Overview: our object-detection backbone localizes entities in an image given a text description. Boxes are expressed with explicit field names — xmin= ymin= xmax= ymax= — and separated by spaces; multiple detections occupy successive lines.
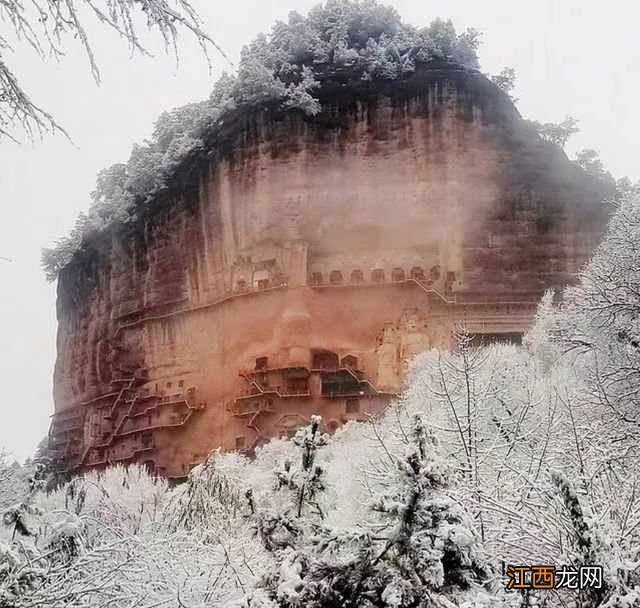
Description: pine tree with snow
xmin=550 ymin=468 xmax=640 ymax=608
xmin=310 ymin=413 xmax=513 ymax=608
xmin=365 ymin=415 xmax=492 ymax=602
xmin=239 ymin=416 xmax=330 ymax=607
xmin=241 ymin=414 xmax=516 ymax=608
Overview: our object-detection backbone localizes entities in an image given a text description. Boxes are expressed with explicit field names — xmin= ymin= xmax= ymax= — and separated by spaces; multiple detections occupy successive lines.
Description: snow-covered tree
xmin=522 ymin=289 xmax=560 ymax=372
xmin=284 ymin=66 xmax=322 ymax=115
xmin=0 ymin=451 xmax=26 ymax=516
xmin=528 ymin=115 xmax=580 ymax=148
xmin=549 ymin=192 xmax=640 ymax=423
xmin=341 ymin=414 xmax=510 ymax=608
xmin=574 ymin=149 xmax=615 ymax=184
xmin=168 ymin=449 xmax=248 ymax=536
xmin=1 ymin=0 xmax=225 ymax=141
xmin=152 ymin=101 xmax=211 ymax=151
xmin=238 ymin=417 xmax=330 ymax=606
xmin=3 ymin=461 xmax=47 ymax=540
xmin=614 ymin=176 xmax=640 ymax=201
xmin=239 ymin=415 xmax=516 ymax=608
xmin=491 ymin=67 xmax=517 ymax=101
xmin=425 ymin=18 xmax=481 ymax=69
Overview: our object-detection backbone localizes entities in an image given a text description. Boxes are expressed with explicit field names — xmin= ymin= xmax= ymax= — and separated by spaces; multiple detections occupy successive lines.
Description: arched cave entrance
xmin=410 ymin=266 xmax=425 ymax=281
xmin=392 ymin=267 xmax=405 ymax=282
xmin=350 ymin=269 xmax=364 ymax=284
xmin=371 ymin=268 xmax=385 ymax=283
xmin=312 ymin=349 xmax=339 ymax=370
xmin=329 ymin=270 xmax=343 ymax=285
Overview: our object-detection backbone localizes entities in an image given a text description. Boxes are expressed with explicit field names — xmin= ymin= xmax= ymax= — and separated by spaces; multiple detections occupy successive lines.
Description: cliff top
xmin=41 ymin=0 xmax=488 ymax=280
xmin=41 ymin=0 xmax=600 ymax=282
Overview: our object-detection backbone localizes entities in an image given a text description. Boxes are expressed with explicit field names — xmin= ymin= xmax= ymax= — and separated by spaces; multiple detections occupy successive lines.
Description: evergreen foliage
xmin=491 ymin=67 xmax=517 ymax=101
xmin=527 ymin=115 xmax=580 ymax=148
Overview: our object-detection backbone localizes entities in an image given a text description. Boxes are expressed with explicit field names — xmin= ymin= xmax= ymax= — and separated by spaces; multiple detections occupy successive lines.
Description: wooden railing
xmin=308 ymin=276 xmax=540 ymax=306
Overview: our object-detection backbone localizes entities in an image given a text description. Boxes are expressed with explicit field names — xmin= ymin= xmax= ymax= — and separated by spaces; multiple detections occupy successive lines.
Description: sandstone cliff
xmin=50 ymin=63 xmax=612 ymax=478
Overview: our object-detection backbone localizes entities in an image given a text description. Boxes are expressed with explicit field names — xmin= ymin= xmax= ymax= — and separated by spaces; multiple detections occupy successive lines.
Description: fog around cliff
xmin=3 ymin=191 xmax=640 ymax=606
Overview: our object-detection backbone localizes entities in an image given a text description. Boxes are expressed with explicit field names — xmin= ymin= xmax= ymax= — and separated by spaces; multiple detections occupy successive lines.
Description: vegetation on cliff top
xmin=41 ymin=0 xmax=482 ymax=280
xmin=40 ymin=0 xmax=629 ymax=282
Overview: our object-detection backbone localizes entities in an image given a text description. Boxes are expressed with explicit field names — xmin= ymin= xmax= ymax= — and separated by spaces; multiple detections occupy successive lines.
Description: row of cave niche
xmin=308 ymin=265 xmax=455 ymax=287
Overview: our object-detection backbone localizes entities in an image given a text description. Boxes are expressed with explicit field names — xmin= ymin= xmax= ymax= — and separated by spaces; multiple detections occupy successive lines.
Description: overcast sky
xmin=0 ymin=0 xmax=638 ymax=461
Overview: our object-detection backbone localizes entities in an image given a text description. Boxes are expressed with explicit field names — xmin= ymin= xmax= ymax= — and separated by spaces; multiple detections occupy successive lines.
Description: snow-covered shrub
xmin=0 ymin=463 xmax=263 ymax=607
xmin=0 ymin=539 xmax=46 ymax=606
xmin=0 ymin=452 xmax=26 ymax=517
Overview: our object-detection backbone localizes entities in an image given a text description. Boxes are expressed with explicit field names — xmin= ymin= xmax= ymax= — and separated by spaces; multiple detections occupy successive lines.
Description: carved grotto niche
xmin=399 ymin=308 xmax=431 ymax=362
xmin=375 ymin=323 xmax=399 ymax=391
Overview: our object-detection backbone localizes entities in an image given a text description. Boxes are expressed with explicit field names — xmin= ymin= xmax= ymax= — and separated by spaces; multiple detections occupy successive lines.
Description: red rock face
xmin=50 ymin=67 xmax=611 ymax=479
